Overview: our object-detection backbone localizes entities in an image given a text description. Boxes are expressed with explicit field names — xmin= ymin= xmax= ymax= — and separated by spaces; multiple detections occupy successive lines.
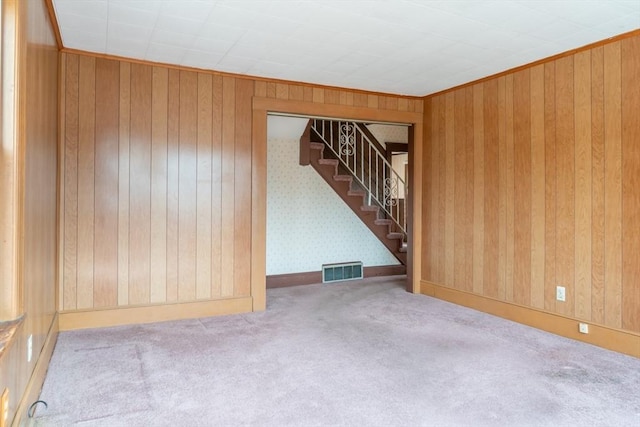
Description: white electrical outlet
xmin=556 ymin=286 xmax=566 ymax=302
xmin=579 ymin=323 xmax=589 ymax=334
xmin=27 ymin=334 xmax=33 ymax=362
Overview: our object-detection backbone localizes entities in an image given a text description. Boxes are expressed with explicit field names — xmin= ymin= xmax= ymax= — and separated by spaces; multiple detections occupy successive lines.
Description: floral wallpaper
xmin=267 ymin=138 xmax=400 ymax=275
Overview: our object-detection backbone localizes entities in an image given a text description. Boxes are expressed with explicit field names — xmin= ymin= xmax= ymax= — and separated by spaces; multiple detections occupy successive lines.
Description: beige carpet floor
xmin=34 ymin=276 xmax=640 ymax=426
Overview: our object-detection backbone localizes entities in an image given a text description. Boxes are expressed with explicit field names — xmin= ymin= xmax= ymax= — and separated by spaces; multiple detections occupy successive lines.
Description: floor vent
xmin=322 ymin=261 xmax=363 ymax=283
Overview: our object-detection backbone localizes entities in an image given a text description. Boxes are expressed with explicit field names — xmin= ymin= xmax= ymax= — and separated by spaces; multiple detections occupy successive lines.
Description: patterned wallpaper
xmin=366 ymin=124 xmax=409 ymax=145
xmin=267 ymin=138 xmax=400 ymax=275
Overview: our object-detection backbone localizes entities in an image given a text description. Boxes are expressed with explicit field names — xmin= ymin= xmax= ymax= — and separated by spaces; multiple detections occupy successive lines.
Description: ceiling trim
xmin=58 ymin=46 xmax=424 ymax=101
xmin=425 ymin=28 xmax=640 ymax=99
xmin=43 ymin=0 xmax=62 ymax=50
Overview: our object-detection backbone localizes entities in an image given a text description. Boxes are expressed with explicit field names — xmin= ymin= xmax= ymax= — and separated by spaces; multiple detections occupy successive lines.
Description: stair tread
xmin=375 ymin=219 xmax=392 ymax=225
xmin=361 ymin=205 xmax=379 ymax=212
xmin=387 ymin=232 xmax=404 ymax=239
xmin=318 ymin=159 xmax=339 ymax=165
xmin=310 ymin=142 xmax=325 ymax=150
xmin=333 ymin=175 xmax=352 ymax=182
xmin=399 ymin=245 xmax=408 ymax=253
xmin=348 ymin=190 xmax=366 ymax=197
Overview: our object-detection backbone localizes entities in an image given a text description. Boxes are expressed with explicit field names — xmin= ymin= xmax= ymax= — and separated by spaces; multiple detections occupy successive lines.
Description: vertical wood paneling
xmin=472 ymin=84 xmax=484 ymax=295
xmin=463 ymin=87 xmax=474 ymax=293
xmin=93 ymin=58 xmax=119 ymax=308
xmin=513 ymin=69 xmax=531 ymax=306
xmin=63 ymin=54 xmax=79 ymax=310
xmin=544 ymin=62 xmax=557 ymax=312
xmin=166 ymin=69 xmax=180 ymax=302
xmin=504 ymin=74 xmax=514 ymax=302
xmin=196 ymin=73 xmax=213 ymax=300
xmin=591 ymin=47 xmax=605 ymax=324
xmin=129 ymin=63 xmax=152 ymax=305
xmin=530 ymin=65 xmax=545 ymax=309
xmin=497 ymin=76 xmax=507 ymax=300
xmin=483 ymin=80 xmax=499 ymax=299
xmin=221 ymin=76 xmax=236 ymax=297
xmin=150 ymin=67 xmax=168 ymax=303
xmin=444 ymin=92 xmax=455 ymax=286
xmin=178 ymin=71 xmax=198 ymax=301
xmin=555 ymin=56 xmax=575 ymax=317
xmin=435 ymin=96 xmax=447 ymax=284
xmin=76 ymin=55 xmax=95 ymax=309
xmin=574 ymin=51 xmax=592 ymax=320
xmin=454 ymin=90 xmax=467 ymax=290
xmin=117 ymin=61 xmax=131 ymax=306
xmin=234 ymin=79 xmax=254 ymax=297
xmin=603 ymin=42 xmax=622 ymax=328
xmin=211 ymin=75 xmax=223 ymax=298
xmin=422 ymin=33 xmax=640 ymax=335
xmin=620 ymin=36 xmax=640 ymax=332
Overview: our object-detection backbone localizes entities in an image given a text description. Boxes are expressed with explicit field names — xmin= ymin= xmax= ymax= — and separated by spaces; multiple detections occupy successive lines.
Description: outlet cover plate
xmin=556 ymin=286 xmax=566 ymax=302
xmin=579 ymin=323 xmax=589 ymax=334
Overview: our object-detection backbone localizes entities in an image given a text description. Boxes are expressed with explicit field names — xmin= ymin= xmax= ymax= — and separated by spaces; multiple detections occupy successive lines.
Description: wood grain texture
xmin=620 ymin=36 xmax=640 ymax=332
xmin=530 ymin=65 xmax=545 ymax=310
xmin=555 ymin=55 xmax=575 ymax=318
xmin=117 ymin=61 xmax=131 ymax=306
xmin=483 ymin=80 xmax=499 ymax=299
xmin=196 ymin=73 xmax=213 ymax=301
xmin=178 ymin=71 xmax=198 ymax=301
xmin=422 ymin=34 xmax=640 ymax=334
xmin=591 ymin=47 xmax=605 ymax=325
xmin=1 ymin=0 xmax=59 ymax=423
xmin=574 ymin=51 xmax=592 ymax=320
xmin=93 ymin=58 xmax=119 ymax=308
xmin=221 ymin=76 xmax=236 ymax=297
xmin=129 ymin=63 xmax=152 ymax=305
xmin=166 ymin=69 xmax=180 ymax=302
xmin=150 ymin=67 xmax=168 ymax=303
xmin=472 ymin=84 xmax=484 ymax=295
xmin=63 ymin=53 xmax=79 ymax=310
xmin=76 ymin=55 xmax=95 ymax=310
xmin=603 ymin=42 xmax=622 ymax=328
xmin=513 ymin=69 xmax=531 ymax=307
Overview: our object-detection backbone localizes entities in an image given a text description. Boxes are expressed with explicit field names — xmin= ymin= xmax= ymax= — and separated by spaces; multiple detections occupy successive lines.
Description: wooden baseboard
xmin=12 ymin=313 xmax=58 ymax=426
xmin=267 ymin=265 xmax=406 ymax=288
xmin=59 ymin=297 xmax=253 ymax=331
xmin=420 ymin=281 xmax=640 ymax=358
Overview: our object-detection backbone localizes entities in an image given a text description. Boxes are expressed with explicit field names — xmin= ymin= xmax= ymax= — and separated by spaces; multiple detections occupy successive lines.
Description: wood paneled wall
xmin=0 ymin=0 xmax=59 ymax=423
xmin=60 ymin=52 xmax=422 ymax=312
xmin=422 ymin=34 xmax=640 ymax=334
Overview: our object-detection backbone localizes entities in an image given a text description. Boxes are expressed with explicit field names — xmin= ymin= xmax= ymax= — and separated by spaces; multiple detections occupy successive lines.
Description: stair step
xmin=333 ymin=175 xmax=352 ymax=182
xmin=310 ymin=142 xmax=325 ymax=151
xmin=347 ymin=190 xmax=366 ymax=197
xmin=399 ymin=243 xmax=408 ymax=253
xmin=374 ymin=219 xmax=392 ymax=226
xmin=318 ymin=159 xmax=338 ymax=166
xmin=387 ymin=232 xmax=404 ymax=240
xmin=361 ymin=205 xmax=379 ymax=212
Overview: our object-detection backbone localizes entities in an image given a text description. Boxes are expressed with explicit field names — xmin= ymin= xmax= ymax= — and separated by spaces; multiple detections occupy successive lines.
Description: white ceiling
xmin=52 ymin=0 xmax=640 ymax=96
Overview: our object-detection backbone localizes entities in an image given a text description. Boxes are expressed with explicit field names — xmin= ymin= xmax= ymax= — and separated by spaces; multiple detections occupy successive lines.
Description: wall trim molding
xmin=420 ymin=281 xmax=640 ymax=358
xmin=58 ymin=48 xmax=423 ymax=100
xmin=267 ymin=265 xmax=406 ymax=288
xmin=13 ymin=313 xmax=58 ymax=426
xmin=58 ymin=297 xmax=253 ymax=331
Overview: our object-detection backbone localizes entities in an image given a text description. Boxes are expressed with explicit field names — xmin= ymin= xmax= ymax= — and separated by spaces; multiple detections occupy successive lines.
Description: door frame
xmin=251 ymin=97 xmax=423 ymax=310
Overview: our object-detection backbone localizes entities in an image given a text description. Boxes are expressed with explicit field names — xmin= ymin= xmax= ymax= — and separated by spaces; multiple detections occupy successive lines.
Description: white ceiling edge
xmin=51 ymin=0 xmax=640 ymax=97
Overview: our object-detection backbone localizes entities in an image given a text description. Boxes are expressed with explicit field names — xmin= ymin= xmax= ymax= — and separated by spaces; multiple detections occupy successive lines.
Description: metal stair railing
xmin=310 ymin=119 xmax=407 ymax=236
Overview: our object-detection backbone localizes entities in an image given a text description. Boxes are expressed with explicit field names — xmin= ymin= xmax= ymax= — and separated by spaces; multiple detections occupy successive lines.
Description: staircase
xmin=300 ymin=119 xmax=407 ymax=265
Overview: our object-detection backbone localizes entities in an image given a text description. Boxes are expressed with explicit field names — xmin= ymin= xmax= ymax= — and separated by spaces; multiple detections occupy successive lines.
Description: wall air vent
xmin=322 ymin=261 xmax=363 ymax=283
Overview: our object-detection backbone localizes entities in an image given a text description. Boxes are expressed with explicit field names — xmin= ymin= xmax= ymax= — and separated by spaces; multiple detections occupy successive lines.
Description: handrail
xmin=310 ymin=119 xmax=407 ymax=236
